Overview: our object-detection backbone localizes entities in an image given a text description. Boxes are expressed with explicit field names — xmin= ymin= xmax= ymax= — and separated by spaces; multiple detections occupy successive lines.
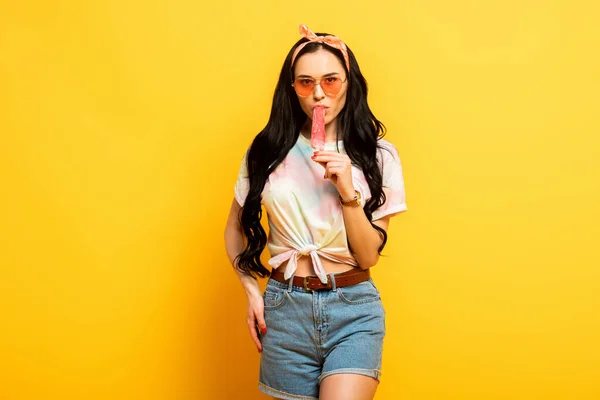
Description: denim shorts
xmin=258 ymin=273 xmax=386 ymax=400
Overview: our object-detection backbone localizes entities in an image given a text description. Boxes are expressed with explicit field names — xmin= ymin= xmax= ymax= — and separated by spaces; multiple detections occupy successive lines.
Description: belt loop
xmin=287 ymin=274 xmax=295 ymax=293
xmin=329 ymin=273 xmax=337 ymax=292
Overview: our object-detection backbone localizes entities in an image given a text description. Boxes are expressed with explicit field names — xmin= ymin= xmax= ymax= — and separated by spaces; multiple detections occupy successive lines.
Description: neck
xmin=301 ymin=118 xmax=339 ymax=143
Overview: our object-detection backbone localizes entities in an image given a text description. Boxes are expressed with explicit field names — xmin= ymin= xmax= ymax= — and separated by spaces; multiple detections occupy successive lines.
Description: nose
xmin=312 ymin=83 xmax=325 ymax=101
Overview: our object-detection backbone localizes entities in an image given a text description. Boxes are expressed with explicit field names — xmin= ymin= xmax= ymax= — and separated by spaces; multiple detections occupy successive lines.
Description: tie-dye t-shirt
xmin=234 ymin=134 xmax=407 ymax=283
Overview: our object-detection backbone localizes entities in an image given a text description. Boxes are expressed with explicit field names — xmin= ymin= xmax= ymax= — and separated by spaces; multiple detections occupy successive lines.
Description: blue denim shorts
xmin=258 ymin=273 xmax=386 ymax=400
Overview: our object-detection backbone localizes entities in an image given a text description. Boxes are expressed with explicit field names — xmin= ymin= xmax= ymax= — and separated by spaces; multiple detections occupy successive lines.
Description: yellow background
xmin=1 ymin=0 xmax=599 ymax=399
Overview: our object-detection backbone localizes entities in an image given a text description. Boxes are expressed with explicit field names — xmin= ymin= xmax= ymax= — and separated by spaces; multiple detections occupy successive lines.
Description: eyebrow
xmin=295 ymin=72 xmax=341 ymax=79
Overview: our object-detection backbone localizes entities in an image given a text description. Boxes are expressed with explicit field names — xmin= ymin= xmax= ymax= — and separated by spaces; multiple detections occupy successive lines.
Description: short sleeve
xmin=233 ymin=151 xmax=249 ymax=206
xmin=371 ymin=141 xmax=408 ymax=220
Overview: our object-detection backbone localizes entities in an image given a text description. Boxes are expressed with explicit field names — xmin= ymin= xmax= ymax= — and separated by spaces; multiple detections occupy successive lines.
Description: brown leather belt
xmin=270 ymin=268 xmax=370 ymax=291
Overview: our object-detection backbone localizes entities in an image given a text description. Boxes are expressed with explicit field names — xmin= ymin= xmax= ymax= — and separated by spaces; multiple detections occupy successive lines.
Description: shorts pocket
xmin=337 ymin=279 xmax=381 ymax=305
xmin=263 ymin=282 xmax=288 ymax=310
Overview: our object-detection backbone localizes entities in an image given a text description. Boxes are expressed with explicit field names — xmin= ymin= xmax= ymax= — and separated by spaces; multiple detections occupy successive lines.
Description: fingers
xmin=325 ymin=161 xmax=346 ymax=169
xmin=247 ymin=300 xmax=266 ymax=353
xmin=312 ymin=151 xmax=354 ymax=191
xmin=312 ymin=152 xmax=351 ymax=179
xmin=246 ymin=314 xmax=262 ymax=353
xmin=324 ymin=162 xmax=349 ymax=179
xmin=255 ymin=308 xmax=267 ymax=337
xmin=312 ymin=151 xmax=349 ymax=164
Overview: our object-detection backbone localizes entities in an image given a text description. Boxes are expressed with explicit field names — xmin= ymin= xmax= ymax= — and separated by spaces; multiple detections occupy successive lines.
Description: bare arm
xmin=341 ymin=206 xmax=390 ymax=269
xmin=312 ymin=150 xmax=391 ymax=269
xmin=224 ymin=198 xmax=267 ymax=352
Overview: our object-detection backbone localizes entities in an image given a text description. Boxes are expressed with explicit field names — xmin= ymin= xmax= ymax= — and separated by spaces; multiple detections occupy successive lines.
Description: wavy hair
xmin=235 ymin=33 xmax=388 ymax=278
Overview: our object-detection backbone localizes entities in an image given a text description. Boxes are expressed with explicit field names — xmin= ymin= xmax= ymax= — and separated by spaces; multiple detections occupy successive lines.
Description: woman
xmin=224 ymin=24 xmax=407 ymax=400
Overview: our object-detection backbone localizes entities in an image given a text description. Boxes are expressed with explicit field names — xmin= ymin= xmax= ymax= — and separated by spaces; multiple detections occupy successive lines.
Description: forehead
xmin=294 ymin=49 xmax=345 ymax=77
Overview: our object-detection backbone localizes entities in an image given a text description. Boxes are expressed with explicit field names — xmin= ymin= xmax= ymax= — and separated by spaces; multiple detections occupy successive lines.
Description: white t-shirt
xmin=235 ymin=134 xmax=407 ymax=283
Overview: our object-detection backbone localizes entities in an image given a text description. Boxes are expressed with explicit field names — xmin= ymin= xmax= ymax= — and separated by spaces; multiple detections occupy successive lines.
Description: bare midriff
xmin=279 ymin=255 xmax=358 ymax=278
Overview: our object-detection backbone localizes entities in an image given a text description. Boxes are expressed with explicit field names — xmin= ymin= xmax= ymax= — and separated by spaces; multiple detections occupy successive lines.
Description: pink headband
xmin=291 ymin=24 xmax=350 ymax=71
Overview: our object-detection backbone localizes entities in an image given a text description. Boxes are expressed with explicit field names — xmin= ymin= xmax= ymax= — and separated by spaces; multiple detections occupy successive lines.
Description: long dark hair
xmin=235 ymin=33 xmax=388 ymax=278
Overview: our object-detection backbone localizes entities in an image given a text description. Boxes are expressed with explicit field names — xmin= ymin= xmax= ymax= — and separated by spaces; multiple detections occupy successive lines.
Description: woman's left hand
xmin=312 ymin=151 xmax=356 ymax=200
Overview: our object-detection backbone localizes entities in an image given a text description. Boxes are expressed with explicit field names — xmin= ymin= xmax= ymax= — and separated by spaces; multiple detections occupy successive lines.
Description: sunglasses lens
xmin=293 ymin=79 xmax=314 ymax=96
xmin=321 ymin=77 xmax=342 ymax=95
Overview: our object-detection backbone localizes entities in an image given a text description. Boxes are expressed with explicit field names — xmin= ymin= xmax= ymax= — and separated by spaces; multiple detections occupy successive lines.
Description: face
xmin=292 ymin=49 xmax=348 ymax=126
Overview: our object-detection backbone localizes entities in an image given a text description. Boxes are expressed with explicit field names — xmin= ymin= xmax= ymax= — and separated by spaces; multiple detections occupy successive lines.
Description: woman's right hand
xmin=246 ymin=291 xmax=267 ymax=353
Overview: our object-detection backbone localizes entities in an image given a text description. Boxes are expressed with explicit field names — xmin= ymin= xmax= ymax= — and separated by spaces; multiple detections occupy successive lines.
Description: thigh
xmin=319 ymin=373 xmax=379 ymax=400
xmin=321 ymin=279 xmax=386 ymax=380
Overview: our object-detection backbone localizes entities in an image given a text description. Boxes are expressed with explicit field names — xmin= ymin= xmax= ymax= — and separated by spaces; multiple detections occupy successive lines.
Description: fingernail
xmin=258 ymin=348 xmax=262 ymax=353
xmin=261 ymin=327 xmax=267 ymax=335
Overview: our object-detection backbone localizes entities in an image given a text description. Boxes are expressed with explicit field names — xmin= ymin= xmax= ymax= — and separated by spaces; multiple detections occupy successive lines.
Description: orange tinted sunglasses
xmin=292 ymin=74 xmax=348 ymax=97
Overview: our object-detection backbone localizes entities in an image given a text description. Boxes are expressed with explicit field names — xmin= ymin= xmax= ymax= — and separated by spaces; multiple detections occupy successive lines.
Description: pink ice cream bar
xmin=310 ymin=105 xmax=326 ymax=151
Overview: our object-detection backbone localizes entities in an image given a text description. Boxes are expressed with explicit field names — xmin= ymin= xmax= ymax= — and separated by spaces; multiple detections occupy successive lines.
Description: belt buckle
xmin=303 ymin=276 xmax=316 ymax=292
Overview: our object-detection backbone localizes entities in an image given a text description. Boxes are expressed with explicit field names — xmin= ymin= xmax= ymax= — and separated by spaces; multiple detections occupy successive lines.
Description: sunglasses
xmin=292 ymin=74 xmax=348 ymax=97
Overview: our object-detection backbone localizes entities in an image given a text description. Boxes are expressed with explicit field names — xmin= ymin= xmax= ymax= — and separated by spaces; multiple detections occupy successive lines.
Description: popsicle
xmin=310 ymin=105 xmax=326 ymax=151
